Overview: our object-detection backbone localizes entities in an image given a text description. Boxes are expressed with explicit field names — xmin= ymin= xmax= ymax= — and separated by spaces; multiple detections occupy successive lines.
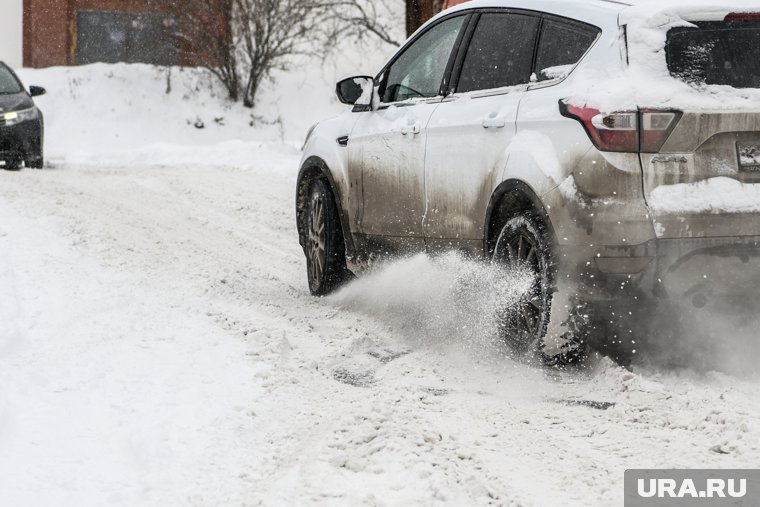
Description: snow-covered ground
xmin=2 ymin=55 xmax=760 ymax=506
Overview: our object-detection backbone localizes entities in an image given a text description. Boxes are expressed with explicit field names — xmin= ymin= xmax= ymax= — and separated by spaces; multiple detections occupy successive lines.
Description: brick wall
xmin=23 ymin=0 xmax=71 ymax=67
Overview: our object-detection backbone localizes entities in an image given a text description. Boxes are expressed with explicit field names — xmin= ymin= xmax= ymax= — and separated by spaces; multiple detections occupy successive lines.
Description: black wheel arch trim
xmin=484 ymin=179 xmax=556 ymax=257
xmin=296 ymin=156 xmax=355 ymax=258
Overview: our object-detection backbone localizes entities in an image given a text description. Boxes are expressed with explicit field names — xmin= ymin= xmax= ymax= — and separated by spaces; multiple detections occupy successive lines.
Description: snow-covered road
xmin=1 ymin=151 xmax=759 ymax=506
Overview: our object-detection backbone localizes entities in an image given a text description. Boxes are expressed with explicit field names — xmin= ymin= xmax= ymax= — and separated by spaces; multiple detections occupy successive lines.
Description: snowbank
xmin=18 ymin=43 xmax=396 ymax=166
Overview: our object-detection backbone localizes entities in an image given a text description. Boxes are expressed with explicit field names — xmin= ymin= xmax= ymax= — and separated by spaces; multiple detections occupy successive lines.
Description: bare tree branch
xmin=150 ymin=0 xmax=404 ymax=108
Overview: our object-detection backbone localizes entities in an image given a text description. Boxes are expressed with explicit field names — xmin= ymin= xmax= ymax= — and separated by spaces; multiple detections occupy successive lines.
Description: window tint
xmin=535 ymin=20 xmax=599 ymax=82
xmin=382 ymin=16 xmax=466 ymax=103
xmin=456 ymin=13 xmax=540 ymax=93
xmin=0 ymin=65 xmax=23 ymax=95
xmin=667 ymin=22 xmax=760 ymax=88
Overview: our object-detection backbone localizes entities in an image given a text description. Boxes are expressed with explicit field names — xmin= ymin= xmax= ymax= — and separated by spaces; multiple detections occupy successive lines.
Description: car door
xmin=348 ymin=14 xmax=468 ymax=252
xmin=423 ymin=11 xmax=540 ymax=252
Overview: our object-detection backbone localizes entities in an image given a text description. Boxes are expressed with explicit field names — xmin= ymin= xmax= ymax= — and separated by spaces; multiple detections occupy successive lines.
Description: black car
xmin=0 ymin=62 xmax=45 ymax=170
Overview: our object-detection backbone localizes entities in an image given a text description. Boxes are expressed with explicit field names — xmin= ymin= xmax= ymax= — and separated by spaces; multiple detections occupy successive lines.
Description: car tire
xmin=26 ymin=156 xmax=44 ymax=169
xmin=3 ymin=160 xmax=22 ymax=171
xmin=305 ymin=179 xmax=350 ymax=296
xmin=492 ymin=212 xmax=557 ymax=360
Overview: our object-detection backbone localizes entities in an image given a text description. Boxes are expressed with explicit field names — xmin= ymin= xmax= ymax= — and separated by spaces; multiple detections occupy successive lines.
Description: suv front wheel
xmin=305 ymin=179 xmax=350 ymax=295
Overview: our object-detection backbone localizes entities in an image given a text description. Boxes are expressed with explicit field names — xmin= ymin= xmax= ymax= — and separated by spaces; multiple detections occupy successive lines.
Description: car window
xmin=456 ymin=13 xmax=540 ymax=93
xmin=382 ymin=15 xmax=466 ymax=103
xmin=534 ymin=20 xmax=599 ymax=82
xmin=0 ymin=65 xmax=23 ymax=95
xmin=667 ymin=21 xmax=760 ymax=88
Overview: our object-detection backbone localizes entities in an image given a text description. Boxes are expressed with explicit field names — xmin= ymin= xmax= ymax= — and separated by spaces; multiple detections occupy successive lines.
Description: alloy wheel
xmin=308 ymin=190 xmax=327 ymax=287
xmin=493 ymin=220 xmax=548 ymax=353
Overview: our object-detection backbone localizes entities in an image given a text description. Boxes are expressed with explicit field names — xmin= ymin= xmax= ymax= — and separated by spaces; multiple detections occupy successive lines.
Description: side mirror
xmin=336 ymin=76 xmax=373 ymax=107
xmin=29 ymin=86 xmax=46 ymax=97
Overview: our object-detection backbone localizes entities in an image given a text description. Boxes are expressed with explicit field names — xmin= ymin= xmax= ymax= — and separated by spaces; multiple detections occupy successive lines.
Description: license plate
xmin=737 ymin=143 xmax=760 ymax=172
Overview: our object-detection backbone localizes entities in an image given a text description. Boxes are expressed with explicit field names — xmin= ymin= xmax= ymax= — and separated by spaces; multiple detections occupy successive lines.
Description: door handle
xmin=401 ymin=123 xmax=421 ymax=136
xmin=482 ymin=115 xmax=507 ymax=129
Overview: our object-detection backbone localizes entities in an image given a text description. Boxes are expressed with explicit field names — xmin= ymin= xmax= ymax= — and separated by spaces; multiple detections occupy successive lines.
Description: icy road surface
xmin=1 ymin=149 xmax=759 ymax=507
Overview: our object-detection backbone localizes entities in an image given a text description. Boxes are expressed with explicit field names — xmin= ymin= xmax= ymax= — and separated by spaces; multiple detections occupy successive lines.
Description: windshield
xmin=667 ymin=21 xmax=760 ymax=88
xmin=0 ymin=65 xmax=24 ymax=94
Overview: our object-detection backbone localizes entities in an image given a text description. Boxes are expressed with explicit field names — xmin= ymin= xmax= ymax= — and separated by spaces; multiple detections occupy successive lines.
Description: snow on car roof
xmin=565 ymin=0 xmax=760 ymax=112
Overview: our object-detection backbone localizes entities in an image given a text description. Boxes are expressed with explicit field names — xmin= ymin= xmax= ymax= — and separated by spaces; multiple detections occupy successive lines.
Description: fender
xmin=297 ymin=109 xmax=363 ymax=260
xmin=486 ymin=126 xmax=594 ymax=253
xmin=296 ymin=156 xmax=356 ymax=258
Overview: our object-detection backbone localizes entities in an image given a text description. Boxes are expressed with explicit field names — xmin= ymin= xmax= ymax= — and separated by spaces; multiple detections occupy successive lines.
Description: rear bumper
xmin=0 ymin=119 xmax=43 ymax=162
xmin=560 ymin=235 xmax=760 ymax=309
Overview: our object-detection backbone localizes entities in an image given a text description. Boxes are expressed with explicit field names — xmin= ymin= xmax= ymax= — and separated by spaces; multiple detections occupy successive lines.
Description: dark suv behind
xmin=0 ymin=62 xmax=45 ymax=170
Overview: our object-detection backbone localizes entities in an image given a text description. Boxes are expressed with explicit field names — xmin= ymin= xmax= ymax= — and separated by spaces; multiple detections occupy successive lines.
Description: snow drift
xmin=17 ymin=43 xmax=395 ymax=166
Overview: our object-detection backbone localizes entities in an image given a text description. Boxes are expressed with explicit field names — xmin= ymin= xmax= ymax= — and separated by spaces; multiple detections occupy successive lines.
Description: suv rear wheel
xmin=306 ymin=179 xmax=350 ymax=295
xmin=492 ymin=212 xmax=555 ymax=359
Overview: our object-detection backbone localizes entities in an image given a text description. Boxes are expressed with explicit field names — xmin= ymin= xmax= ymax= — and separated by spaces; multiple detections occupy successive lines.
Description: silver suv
xmin=296 ymin=0 xmax=760 ymax=363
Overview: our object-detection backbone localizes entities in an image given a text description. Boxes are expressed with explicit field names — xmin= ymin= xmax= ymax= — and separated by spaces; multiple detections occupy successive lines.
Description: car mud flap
xmin=542 ymin=262 xmax=648 ymax=366
xmin=541 ymin=277 xmax=595 ymax=365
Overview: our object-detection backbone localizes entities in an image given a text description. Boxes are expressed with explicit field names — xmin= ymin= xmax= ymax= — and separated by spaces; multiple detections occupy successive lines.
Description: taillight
xmin=559 ymin=101 xmax=681 ymax=153
xmin=639 ymin=110 xmax=681 ymax=152
xmin=725 ymin=12 xmax=760 ymax=22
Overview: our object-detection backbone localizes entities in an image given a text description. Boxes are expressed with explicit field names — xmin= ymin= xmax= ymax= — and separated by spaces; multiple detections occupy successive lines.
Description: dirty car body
xmin=296 ymin=0 xmax=760 ymax=360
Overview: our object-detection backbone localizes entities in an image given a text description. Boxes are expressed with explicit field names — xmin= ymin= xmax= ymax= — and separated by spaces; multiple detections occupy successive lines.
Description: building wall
xmin=23 ymin=0 xmax=185 ymax=68
xmin=0 ymin=0 xmax=24 ymax=67
xmin=23 ymin=0 xmax=70 ymax=67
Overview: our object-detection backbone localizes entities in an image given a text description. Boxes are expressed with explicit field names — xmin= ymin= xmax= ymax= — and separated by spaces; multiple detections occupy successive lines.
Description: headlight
xmin=2 ymin=107 xmax=38 ymax=126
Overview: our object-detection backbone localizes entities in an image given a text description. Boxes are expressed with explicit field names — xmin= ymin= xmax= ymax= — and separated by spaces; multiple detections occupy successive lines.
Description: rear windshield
xmin=0 ymin=65 xmax=23 ymax=94
xmin=666 ymin=21 xmax=760 ymax=88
